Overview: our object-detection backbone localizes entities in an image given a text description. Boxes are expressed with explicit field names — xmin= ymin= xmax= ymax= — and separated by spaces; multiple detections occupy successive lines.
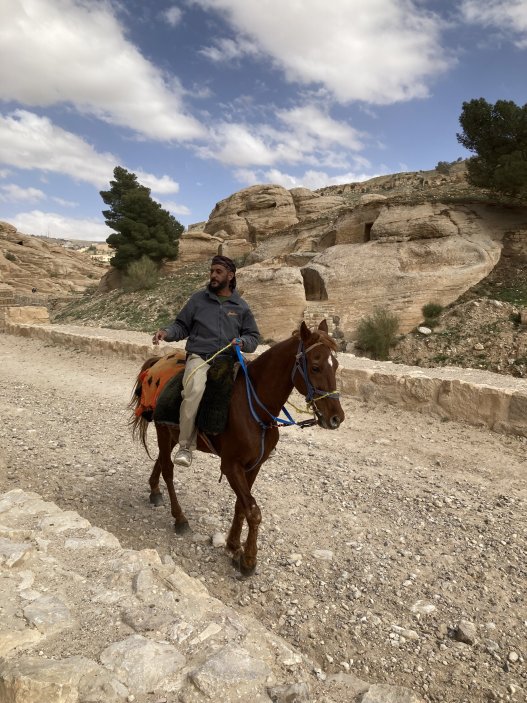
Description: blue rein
xmin=234 ymin=340 xmax=340 ymax=471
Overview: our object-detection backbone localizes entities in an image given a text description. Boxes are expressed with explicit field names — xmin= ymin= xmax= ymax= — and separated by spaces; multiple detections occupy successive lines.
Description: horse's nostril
xmin=330 ymin=416 xmax=340 ymax=429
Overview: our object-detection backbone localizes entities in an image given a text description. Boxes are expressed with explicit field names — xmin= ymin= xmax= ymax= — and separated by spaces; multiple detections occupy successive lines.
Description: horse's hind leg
xmin=149 ymin=456 xmax=165 ymax=507
xmin=156 ymin=425 xmax=189 ymax=534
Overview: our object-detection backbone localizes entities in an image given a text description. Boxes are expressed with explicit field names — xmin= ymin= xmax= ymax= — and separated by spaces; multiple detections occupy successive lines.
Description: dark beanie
xmin=211 ymin=255 xmax=237 ymax=289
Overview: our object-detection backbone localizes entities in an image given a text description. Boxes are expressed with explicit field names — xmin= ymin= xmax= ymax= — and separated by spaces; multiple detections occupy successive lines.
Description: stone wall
xmin=1 ymin=488 xmax=367 ymax=702
xmin=3 ymin=323 xmax=527 ymax=440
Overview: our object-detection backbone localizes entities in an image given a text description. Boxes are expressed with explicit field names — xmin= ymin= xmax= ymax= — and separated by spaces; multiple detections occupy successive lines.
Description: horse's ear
xmin=318 ymin=319 xmax=329 ymax=333
xmin=300 ymin=321 xmax=311 ymax=343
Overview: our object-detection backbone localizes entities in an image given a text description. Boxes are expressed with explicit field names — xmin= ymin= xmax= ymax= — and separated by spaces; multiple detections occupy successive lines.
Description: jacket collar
xmin=205 ymin=287 xmax=241 ymax=304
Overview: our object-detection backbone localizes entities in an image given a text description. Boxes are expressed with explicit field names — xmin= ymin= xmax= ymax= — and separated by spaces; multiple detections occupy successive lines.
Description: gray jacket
xmin=163 ymin=288 xmax=260 ymax=358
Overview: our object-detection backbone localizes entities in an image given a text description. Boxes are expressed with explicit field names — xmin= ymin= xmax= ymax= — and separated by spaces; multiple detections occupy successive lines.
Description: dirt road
xmin=0 ymin=333 xmax=525 ymax=703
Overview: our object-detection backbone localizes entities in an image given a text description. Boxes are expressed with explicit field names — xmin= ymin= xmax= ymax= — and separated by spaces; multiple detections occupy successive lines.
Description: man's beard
xmin=208 ymin=280 xmax=222 ymax=292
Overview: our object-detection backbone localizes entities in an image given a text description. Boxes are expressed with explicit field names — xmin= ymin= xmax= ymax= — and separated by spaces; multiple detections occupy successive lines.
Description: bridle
xmin=291 ymin=339 xmax=340 ymax=420
xmin=233 ymin=338 xmax=340 ymax=471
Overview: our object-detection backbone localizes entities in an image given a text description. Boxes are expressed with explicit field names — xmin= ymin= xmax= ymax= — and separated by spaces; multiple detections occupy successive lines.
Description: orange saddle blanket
xmin=134 ymin=350 xmax=186 ymax=418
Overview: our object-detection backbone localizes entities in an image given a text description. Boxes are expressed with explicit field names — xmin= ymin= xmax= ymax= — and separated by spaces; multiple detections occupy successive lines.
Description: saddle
xmin=135 ymin=351 xmax=236 ymax=435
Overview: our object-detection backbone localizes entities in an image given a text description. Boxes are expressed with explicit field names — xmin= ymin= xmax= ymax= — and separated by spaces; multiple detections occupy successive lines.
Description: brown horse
xmin=130 ymin=320 xmax=344 ymax=575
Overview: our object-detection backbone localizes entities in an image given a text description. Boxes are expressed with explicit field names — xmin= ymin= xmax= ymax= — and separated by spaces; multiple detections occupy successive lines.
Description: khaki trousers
xmin=178 ymin=354 xmax=209 ymax=451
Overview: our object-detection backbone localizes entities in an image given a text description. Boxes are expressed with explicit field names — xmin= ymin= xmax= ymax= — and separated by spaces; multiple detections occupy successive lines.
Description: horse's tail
xmin=128 ymin=356 xmax=159 ymax=458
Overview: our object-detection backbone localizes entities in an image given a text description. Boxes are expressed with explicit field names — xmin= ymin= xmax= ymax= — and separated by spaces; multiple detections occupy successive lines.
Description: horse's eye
xmin=312 ymin=365 xmax=320 ymax=372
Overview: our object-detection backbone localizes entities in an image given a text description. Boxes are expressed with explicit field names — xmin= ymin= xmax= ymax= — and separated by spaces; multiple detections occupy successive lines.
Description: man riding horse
xmin=152 ymin=255 xmax=260 ymax=468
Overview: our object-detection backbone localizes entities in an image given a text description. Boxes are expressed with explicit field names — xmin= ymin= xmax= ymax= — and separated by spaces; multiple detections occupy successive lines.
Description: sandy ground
xmin=0 ymin=332 xmax=525 ymax=703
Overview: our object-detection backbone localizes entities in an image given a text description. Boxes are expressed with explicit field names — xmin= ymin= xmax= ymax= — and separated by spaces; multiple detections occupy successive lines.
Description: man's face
xmin=208 ymin=264 xmax=233 ymax=293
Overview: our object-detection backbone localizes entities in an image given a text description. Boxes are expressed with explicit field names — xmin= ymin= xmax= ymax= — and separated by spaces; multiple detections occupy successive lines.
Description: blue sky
xmin=1 ymin=0 xmax=526 ymax=242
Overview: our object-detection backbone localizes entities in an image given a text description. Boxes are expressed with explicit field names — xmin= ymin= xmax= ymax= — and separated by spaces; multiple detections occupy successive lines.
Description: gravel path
xmin=0 ymin=332 xmax=525 ymax=703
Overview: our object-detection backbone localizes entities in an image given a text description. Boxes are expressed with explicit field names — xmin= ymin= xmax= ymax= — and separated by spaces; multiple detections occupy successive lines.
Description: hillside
xmin=6 ymin=161 xmax=527 ymax=378
xmin=0 ymin=220 xmax=106 ymax=295
xmin=50 ymin=252 xmax=527 ymax=378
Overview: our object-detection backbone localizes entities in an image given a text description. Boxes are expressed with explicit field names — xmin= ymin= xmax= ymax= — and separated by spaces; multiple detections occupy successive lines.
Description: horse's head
xmin=292 ymin=320 xmax=345 ymax=430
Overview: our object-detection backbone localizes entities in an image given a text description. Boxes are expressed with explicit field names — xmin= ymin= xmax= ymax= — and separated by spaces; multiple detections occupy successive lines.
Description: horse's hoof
xmin=149 ymin=492 xmax=163 ymax=507
xmin=174 ymin=520 xmax=190 ymax=535
xmin=232 ymin=553 xmax=256 ymax=577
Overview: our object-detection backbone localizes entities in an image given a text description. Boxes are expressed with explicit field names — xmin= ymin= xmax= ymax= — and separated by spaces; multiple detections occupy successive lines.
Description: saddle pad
xmin=135 ymin=350 xmax=186 ymax=420
xmin=154 ymin=354 xmax=236 ymax=435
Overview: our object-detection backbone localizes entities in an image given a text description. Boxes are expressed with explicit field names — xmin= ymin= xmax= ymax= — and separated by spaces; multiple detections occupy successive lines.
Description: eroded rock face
xmin=236 ymin=265 xmax=306 ymax=342
xmin=303 ymin=232 xmax=501 ymax=336
xmin=0 ymin=221 xmax=106 ymax=294
xmin=204 ymin=185 xmax=299 ymax=241
xmin=178 ymin=231 xmax=223 ymax=263
xmin=372 ymin=204 xmax=459 ymax=241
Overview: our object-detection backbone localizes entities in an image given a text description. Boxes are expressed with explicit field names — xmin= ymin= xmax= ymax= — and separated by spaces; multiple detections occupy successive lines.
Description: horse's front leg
xmin=226 ymin=465 xmax=261 ymax=576
xmin=226 ymin=497 xmax=244 ymax=558
xmin=156 ymin=425 xmax=189 ymax=534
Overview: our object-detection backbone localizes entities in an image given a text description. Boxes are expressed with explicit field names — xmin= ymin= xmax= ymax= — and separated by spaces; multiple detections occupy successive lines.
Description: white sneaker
xmin=174 ymin=448 xmax=192 ymax=467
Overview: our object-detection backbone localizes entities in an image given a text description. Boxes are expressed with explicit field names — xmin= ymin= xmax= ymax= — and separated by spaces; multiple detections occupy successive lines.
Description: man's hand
xmin=152 ymin=329 xmax=168 ymax=345
xmin=231 ymin=337 xmax=243 ymax=348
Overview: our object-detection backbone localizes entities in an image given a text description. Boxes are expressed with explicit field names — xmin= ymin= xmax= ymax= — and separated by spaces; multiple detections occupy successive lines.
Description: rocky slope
xmin=0 ymin=221 xmax=107 ymax=295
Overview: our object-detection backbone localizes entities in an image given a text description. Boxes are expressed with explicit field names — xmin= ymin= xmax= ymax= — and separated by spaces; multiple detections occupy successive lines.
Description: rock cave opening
xmin=364 ymin=222 xmax=373 ymax=241
xmin=301 ymin=268 xmax=328 ymax=301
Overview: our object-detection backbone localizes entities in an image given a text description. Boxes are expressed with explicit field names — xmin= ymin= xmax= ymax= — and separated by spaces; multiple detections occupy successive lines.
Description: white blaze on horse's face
xmin=327 ymin=354 xmax=334 ymax=368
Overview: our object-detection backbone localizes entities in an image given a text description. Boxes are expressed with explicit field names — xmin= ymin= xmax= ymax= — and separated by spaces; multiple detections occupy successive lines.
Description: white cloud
xmin=0 ymin=184 xmax=46 ymax=203
xmin=197 ymin=123 xmax=279 ymax=166
xmin=52 ymin=196 xmax=79 ymax=208
xmin=10 ymin=210 xmax=110 ymax=241
xmin=0 ymin=111 xmax=181 ymax=196
xmin=277 ymin=105 xmax=364 ymax=150
xmin=160 ymin=201 xmax=192 ymax=216
xmin=235 ymin=167 xmax=375 ymax=190
xmin=163 ymin=6 xmax=183 ymax=27
xmin=0 ymin=110 xmax=118 ymax=187
xmin=198 ymin=105 xmax=366 ymax=168
xmin=0 ymin=0 xmax=204 ymax=140
xmin=192 ymin=0 xmax=451 ymax=104
xmin=0 ymin=168 xmax=11 ymax=179
xmin=199 ymin=37 xmax=258 ymax=62
xmin=461 ymin=1 xmax=527 ymax=48
xmin=136 ymin=172 xmax=180 ymax=195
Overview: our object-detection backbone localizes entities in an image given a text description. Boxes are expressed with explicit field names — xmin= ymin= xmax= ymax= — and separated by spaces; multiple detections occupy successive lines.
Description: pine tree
xmin=457 ymin=99 xmax=527 ymax=197
xmin=101 ymin=166 xmax=183 ymax=270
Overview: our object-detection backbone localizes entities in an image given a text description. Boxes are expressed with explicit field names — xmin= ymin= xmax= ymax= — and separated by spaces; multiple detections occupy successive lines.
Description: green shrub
xmin=5 ymin=251 xmax=16 ymax=262
xmin=435 ymin=161 xmax=451 ymax=175
xmin=422 ymin=302 xmax=443 ymax=319
xmin=356 ymin=307 xmax=400 ymax=360
xmin=122 ymin=256 xmax=159 ymax=292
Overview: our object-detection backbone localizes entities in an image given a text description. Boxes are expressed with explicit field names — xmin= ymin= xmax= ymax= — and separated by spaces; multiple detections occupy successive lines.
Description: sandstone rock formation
xmin=0 ymin=221 xmax=106 ymax=295
xmin=204 ymin=184 xmax=299 ymax=241
xmin=208 ymin=184 xmax=526 ymax=342
xmin=236 ymin=266 xmax=307 ymax=341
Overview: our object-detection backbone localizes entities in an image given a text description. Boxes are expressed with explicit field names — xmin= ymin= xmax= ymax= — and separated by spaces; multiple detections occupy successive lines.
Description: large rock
xmin=236 ymin=265 xmax=306 ymax=342
xmin=302 ymin=232 xmax=501 ymax=336
xmin=205 ymin=185 xmax=299 ymax=241
xmin=372 ymin=203 xmax=458 ymax=241
xmin=178 ymin=231 xmax=223 ymax=263
xmin=0 ymin=221 xmax=106 ymax=294
xmin=290 ymin=188 xmax=345 ymax=218
xmin=0 ymin=306 xmax=49 ymax=325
